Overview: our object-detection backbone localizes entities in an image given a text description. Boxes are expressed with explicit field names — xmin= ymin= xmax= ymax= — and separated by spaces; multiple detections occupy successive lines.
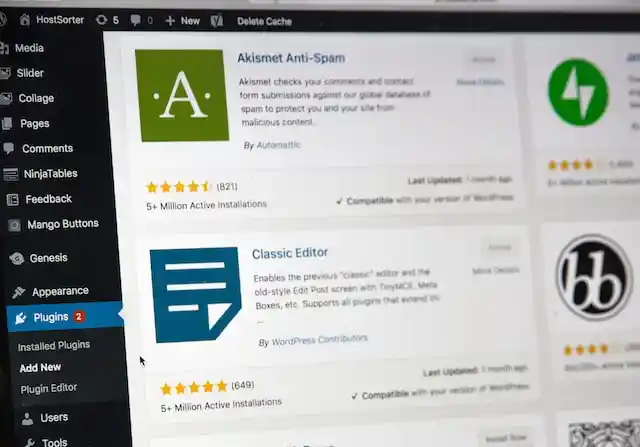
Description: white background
xmin=103 ymin=32 xmax=640 ymax=447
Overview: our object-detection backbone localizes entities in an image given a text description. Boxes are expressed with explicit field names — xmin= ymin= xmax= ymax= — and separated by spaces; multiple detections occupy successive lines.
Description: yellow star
xmin=189 ymin=382 xmax=199 ymax=393
xmin=203 ymin=381 xmax=214 ymax=393
xmin=560 ymin=160 xmax=570 ymax=171
xmin=188 ymin=180 xmax=199 ymax=192
xmin=147 ymin=182 xmax=157 ymax=193
xmin=575 ymin=345 xmax=584 ymax=356
xmin=161 ymin=181 xmax=171 ymax=193
xmin=161 ymin=383 xmax=172 ymax=395
xmin=548 ymin=160 xmax=557 ymax=171
xmin=573 ymin=160 xmax=582 ymax=170
xmin=175 ymin=383 xmax=186 ymax=394
xmin=564 ymin=345 xmax=572 ymax=356
xmin=202 ymin=181 xmax=209 ymax=192
xmin=601 ymin=343 xmax=609 ymax=354
xmin=217 ymin=380 xmax=227 ymax=392
xmin=585 ymin=159 xmax=594 ymax=170
xmin=588 ymin=344 xmax=597 ymax=354
xmin=175 ymin=181 xmax=185 ymax=193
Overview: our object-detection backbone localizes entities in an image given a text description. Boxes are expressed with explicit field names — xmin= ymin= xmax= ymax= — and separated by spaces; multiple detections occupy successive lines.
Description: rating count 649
xmin=231 ymin=380 xmax=255 ymax=391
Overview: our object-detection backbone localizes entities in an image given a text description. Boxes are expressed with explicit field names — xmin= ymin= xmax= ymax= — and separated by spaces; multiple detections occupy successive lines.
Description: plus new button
xmin=165 ymin=15 xmax=175 ymax=26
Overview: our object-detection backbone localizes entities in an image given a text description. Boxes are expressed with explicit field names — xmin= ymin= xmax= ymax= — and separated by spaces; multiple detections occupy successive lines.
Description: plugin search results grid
xmin=102 ymin=30 xmax=640 ymax=434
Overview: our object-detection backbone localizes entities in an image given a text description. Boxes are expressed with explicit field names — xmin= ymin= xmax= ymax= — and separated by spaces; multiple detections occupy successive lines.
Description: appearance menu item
xmin=1 ymin=8 xmax=131 ymax=447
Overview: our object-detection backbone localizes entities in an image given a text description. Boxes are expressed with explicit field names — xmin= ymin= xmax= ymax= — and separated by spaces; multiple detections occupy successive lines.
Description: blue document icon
xmin=150 ymin=247 xmax=242 ymax=343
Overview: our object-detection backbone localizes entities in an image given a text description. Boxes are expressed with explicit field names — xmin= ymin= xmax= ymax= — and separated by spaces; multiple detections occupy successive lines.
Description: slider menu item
xmin=2 ymin=8 xmax=132 ymax=447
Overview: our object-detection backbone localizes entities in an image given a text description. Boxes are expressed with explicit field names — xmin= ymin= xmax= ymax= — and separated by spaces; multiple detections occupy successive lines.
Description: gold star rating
xmin=147 ymin=180 xmax=211 ymax=193
xmin=160 ymin=380 xmax=231 ymax=396
xmin=585 ymin=159 xmax=594 ymax=170
xmin=564 ymin=343 xmax=610 ymax=356
xmin=547 ymin=158 xmax=595 ymax=172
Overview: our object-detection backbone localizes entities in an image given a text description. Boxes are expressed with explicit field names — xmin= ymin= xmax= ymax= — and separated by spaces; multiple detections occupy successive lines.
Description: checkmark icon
xmin=336 ymin=197 xmax=343 ymax=205
xmin=351 ymin=392 xmax=358 ymax=400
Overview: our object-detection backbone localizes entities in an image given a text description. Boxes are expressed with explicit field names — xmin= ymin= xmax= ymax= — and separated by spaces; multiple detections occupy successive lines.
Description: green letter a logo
xmin=135 ymin=50 xmax=229 ymax=142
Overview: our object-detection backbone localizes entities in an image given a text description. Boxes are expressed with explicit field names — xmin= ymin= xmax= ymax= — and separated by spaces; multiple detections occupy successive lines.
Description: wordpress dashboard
xmin=2 ymin=6 xmax=640 ymax=447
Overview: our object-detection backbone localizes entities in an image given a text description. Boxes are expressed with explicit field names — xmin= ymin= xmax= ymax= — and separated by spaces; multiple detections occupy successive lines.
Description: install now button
xmin=6 ymin=301 xmax=124 ymax=332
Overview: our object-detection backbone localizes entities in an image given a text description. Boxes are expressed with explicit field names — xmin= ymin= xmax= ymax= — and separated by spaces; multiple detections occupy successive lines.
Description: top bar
xmin=5 ymin=0 xmax=640 ymax=11
xmin=7 ymin=9 xmax=640 ymax=32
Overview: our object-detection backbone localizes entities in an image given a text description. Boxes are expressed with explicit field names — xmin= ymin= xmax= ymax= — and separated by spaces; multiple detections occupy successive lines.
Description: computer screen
xmin=2 ymin=2 xmax=640 ymax=447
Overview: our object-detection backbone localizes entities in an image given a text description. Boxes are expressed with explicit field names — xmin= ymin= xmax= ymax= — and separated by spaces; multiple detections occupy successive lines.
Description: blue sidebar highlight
xmin=6 ymin=301 xmax=124 ymax=333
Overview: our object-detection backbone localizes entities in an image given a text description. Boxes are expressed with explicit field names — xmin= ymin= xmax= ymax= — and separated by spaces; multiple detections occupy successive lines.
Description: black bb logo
xmin=556 ymin=234 xmax=632 ymax=321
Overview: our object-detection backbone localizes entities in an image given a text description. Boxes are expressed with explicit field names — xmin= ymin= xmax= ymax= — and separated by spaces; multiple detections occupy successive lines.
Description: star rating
xmin=548 ymin=159 xmax=595 ymax=172
xmin=564 ymin=343 xmax=610 ymax=356
xmin=160 ymin=380 xmax=230 ymax=396
xmin=146 ymin=180 xmax=212 ymax=193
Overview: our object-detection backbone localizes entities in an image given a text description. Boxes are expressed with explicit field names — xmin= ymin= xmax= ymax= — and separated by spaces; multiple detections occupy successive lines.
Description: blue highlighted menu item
xmin=6 ymin=301 xmax=124 ymax=333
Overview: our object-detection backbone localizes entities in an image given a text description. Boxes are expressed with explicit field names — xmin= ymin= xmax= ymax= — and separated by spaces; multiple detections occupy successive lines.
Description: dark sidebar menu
xmin=1 ymin=10 xmax=132 ymax=447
